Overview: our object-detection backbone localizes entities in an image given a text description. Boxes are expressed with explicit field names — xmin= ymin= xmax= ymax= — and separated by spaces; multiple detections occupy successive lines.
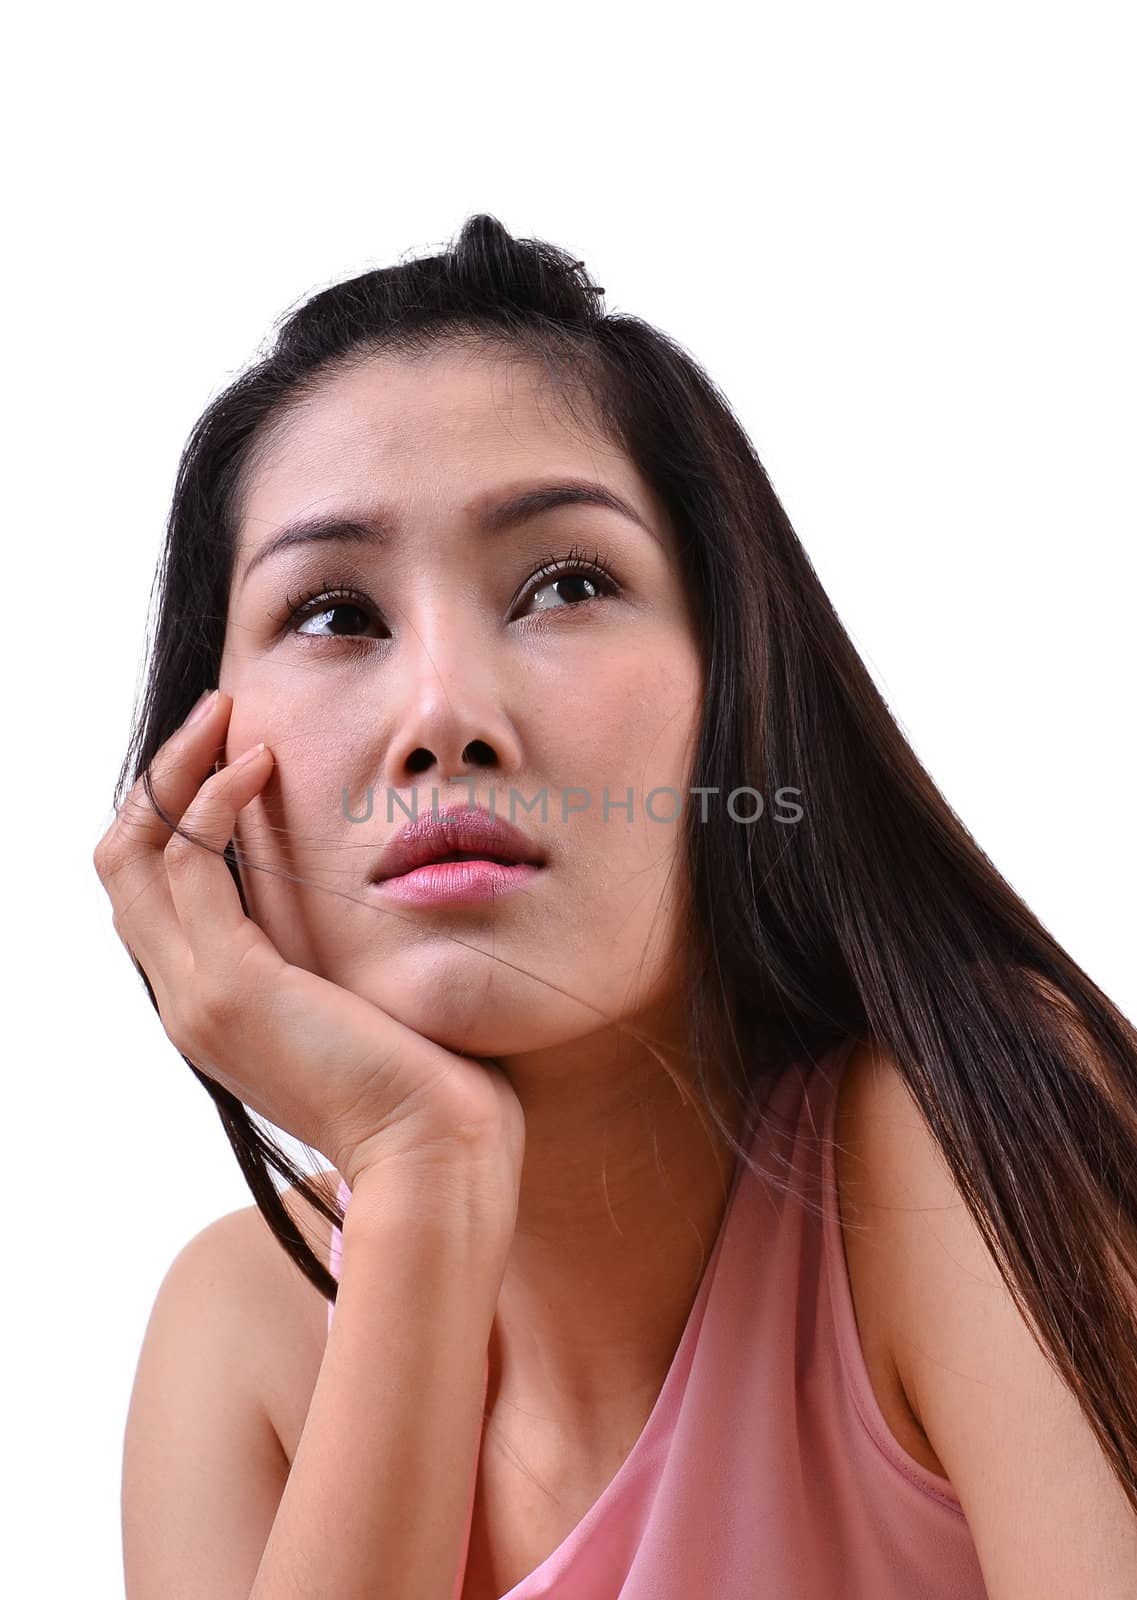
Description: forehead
xmin=236 ymin=347 xmax=653 ymax=542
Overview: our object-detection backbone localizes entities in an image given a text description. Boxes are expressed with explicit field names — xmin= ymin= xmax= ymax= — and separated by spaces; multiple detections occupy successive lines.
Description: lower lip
xmin=370 ymin=860 xmax=543 ymax=906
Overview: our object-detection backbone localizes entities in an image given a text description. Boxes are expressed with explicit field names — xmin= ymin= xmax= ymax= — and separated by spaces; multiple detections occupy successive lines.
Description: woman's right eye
xmin=284 ymin=582 xmax=385 ymax=643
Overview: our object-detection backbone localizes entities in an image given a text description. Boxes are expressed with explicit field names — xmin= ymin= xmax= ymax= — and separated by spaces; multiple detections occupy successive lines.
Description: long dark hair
xmin=110 ymin=212 xmax=1137 ymax=1512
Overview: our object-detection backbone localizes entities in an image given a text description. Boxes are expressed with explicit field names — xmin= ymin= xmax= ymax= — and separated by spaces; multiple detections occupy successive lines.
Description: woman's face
xmin=219 ymin=346 xmax=704 ymax=1059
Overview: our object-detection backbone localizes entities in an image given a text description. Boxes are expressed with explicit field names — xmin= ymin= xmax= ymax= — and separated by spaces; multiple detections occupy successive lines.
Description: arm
xmin=249 ymin=1166 xmax=510 ymax=1600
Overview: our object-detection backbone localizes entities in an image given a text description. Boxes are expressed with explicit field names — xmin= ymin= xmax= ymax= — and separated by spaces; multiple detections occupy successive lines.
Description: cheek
xmin=572 ymin=644 xmax=702 ymax=797
xmin=217 ymin=655 xmax=360 ymax=802
xmin=222 ymin=694 xmax=360 ymax=968
xmin=515 ymin=636 xmax=701 ymax=883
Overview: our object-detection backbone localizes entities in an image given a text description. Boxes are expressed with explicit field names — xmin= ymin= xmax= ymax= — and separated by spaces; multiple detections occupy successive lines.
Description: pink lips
xmin=369 ymin=803 xmax=547 ymax=907
xmin=372 ymin=857 xmax=542 ymax=906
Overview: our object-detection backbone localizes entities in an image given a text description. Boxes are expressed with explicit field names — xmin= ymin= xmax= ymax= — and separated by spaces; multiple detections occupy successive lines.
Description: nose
xmin=377 ymin=613 xmax=524 ymax=793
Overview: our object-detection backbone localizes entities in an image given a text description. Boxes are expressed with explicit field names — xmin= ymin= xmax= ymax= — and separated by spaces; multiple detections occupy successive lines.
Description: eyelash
xmin=279 ymin=544 xmax=620 ymax=649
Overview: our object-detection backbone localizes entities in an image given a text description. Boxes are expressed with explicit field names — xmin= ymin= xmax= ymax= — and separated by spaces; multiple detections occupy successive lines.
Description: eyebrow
xmin=236 ymin=478 xmax=658 ymax=591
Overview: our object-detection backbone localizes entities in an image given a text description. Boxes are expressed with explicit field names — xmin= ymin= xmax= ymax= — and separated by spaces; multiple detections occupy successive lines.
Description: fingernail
xmin=230 ymin=742 xmax=267 ymax=769
xmin=185 ymin=688 xmax=219 ymax=727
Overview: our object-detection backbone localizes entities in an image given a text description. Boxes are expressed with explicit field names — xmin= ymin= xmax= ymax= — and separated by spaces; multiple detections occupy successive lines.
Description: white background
xmin=6 ymin=2 xmax=1134 ymax=1593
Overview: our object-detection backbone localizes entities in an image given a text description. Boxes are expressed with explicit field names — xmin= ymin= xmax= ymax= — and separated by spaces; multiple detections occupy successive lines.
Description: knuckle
xmin=163 ymin=828 xmax=196 ymax=868
xmin=93 ymin=831 xmax=122 ymax=879
xmin=118 ymin=787 xmax=156 ymax=831
xmin=163 ymin=1005 xmax=197 ymax=1059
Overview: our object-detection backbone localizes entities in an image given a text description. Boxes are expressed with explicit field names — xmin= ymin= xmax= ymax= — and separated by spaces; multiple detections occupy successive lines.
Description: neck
xmin=484 ymin=1004 xmax=747 ymax=1459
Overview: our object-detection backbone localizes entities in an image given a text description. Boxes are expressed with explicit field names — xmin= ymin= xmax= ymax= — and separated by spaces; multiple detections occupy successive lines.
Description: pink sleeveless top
xmin=325 ymin=1038 xmax=989 ymax=1598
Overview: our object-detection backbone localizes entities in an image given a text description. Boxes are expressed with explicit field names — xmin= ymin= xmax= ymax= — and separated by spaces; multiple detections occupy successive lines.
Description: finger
xmin=95 ymin=689 xmax=231 ymax=980
xmin=164 ymin=740 xmax=277 ymax=959
xmin=114 ymin=689 xmax=232 ymax=855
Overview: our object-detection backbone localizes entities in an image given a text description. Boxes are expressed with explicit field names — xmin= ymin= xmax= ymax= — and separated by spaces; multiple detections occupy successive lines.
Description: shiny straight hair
xmin=112 ymin=212 xmax=1137 ymax=1513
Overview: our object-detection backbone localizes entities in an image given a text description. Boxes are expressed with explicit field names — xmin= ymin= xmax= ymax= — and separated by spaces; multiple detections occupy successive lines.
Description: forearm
xmin=249 ymin=1173 xmax=511 ymax=1600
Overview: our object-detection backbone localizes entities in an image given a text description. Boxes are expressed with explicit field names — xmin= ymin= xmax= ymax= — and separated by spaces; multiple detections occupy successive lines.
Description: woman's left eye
xmin=514 ymin=547 xmax=619 ymax=617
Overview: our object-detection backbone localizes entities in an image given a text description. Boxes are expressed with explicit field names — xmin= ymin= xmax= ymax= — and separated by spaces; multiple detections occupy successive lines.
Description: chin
xmin=335 ymin=945 xmax=600 ymax=1059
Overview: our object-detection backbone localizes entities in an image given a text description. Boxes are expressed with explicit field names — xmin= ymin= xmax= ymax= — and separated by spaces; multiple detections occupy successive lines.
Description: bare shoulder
xmin=831 ymin=1032 xmax=959 ymax=1345
xmin=831 ymin=1036 xmax=952 ymax=1479
xmin=215 ymin=1167 xmax=344 ymax=1463
xmin=121 ymin=1171 xmax=346 ymax=1592
xmin=833 ymin=1029 xmax=1137 ymax=1592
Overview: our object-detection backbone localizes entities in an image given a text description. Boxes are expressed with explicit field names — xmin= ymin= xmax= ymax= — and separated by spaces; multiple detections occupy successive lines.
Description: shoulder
xmin=830 ymin=1037 xmax=950 ymax=1475
xmin=224 ymin=1166 xmax=344 ymax=1324
xmin=191 ymin=1168 xmax=344 ymax=1458
xmin=831 ymin=1028 xmax=1066 ymax=1431
xmin=212 ymin=1167 xmax=343 ymax=1285
xmin=832 ymin=1033 xmax=1137 ymax=1595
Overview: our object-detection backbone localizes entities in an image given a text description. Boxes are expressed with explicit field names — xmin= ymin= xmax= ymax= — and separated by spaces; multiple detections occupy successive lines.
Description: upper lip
xmin=370 ymin=804 xmax=548 ymax=883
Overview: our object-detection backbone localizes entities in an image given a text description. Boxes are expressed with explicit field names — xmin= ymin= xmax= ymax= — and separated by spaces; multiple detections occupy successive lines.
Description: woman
xmin=98 ymin=214 xmax=1137 ymax=1598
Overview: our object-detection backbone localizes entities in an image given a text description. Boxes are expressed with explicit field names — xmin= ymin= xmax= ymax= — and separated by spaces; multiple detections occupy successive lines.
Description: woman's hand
xmin=93 ymin=689 xmax=525 ymax=1206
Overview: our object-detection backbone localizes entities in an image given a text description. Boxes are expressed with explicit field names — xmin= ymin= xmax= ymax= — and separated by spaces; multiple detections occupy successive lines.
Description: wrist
xmin=342 ymin=1149 xmax=519 ymax=1255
